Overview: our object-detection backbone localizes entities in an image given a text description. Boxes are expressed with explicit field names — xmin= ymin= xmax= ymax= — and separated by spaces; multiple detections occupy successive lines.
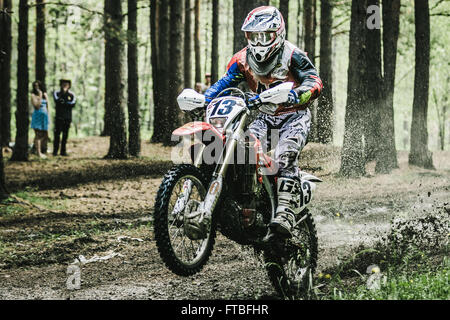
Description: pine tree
xmin=105 ymin=0 xmax=128 ymax=159
xmin=151 ymin=0 xmax=170 ymax=143
xmin=233 ymin=0 xmax=270 ymax=53
xmin=184 ymin=0 xmax=192 ymax=88
xmin=409 ymin=0 xmax=433 ymax=168
xmin=363 ymin=0 xmax=382 ymax=162
xmin=375 ymin=0 xmax=400 ymax=173
xmin=36 ymin=0 xmax=46 ymax=89
xmin=211 ymin=0 xmax=219 ymax=84
xmin=102 ymin=0 xmax=112 ymax=136
xmin=194 ymin=0 xmax=201 ymax=84
xmin=317 ymin=0 xmax=334 ymax=144
xmin=128 ymin=0 xmax=141 ymax=157
xmin=164 ymin=0 xmax=184 ymax=145
xmin=0 ymin=0 xmax=12 ymax=148
xmin=339 ymin=0 xmax=367 ymax=177
xmin=11 ymin=0 xmax=29 ymax=162
xmin=279 ymin=0 xmax=289 ymax=35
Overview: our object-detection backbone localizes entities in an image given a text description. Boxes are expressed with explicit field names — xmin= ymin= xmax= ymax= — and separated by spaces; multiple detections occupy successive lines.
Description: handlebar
xmin=205 ymin=89 xmax=261 ymax=110
xmin=247 ymin=94 xmax=261 ymax=110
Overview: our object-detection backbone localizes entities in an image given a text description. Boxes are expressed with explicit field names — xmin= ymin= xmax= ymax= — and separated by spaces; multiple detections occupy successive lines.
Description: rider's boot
xmin=270 ymin=176 xmax=302 ymax=237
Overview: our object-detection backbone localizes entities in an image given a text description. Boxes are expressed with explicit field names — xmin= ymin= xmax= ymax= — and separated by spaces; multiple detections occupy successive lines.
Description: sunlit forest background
xmin=4 ymin=0 xmax=449 ymax=150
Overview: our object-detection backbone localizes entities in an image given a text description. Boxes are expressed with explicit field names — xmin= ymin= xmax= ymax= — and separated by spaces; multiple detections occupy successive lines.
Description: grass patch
xmin=14 ymin=190 xmax=67 ymax=211
xmin=0 ymin=189 xmax=67 ymax=217
xmin=315 ymin=207 xmax=449 ymax=300
xmin=329 ymin=257 xmax=449 ymax=300
xmin=0 ymin=204 xmax=28 ymax=217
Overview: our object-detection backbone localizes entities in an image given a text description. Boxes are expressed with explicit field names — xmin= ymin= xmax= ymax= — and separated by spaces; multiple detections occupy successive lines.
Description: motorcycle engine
xmin=217 ymin=199 xmax=254 ymax=245
xmin=217 ymin=193 xmax=269 ymax=245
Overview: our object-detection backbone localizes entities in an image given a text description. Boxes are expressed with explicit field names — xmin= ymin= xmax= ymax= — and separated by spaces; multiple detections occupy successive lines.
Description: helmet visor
xmin=245 ymin=32 xmax=276 ymax=46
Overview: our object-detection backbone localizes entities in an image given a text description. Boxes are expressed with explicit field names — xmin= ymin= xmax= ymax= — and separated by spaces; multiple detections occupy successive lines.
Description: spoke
xmin=181 ymin=236 xmax=187 ymax=259
xmin=180 ymin=237 xmax=186 ymax=260
xmin=166 ymin=175 xmax=208 ymax=265
xmin=189 ymin=240 xmax=197 ymax=260
xmin=168 ymin=212 xmax=182 ymax=230
xmin=170 ymin=226 xmax=182 ymax=240
xmin=174 ymin=235 xmax=184 ymax=253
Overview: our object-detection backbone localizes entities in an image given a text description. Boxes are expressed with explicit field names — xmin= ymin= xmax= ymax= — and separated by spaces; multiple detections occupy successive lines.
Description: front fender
xmin=172 ymin=121 xmax=224 ymax=141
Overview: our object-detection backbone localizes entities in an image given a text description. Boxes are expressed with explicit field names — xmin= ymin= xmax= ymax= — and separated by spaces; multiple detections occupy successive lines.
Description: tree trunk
xmin=279 ymin=0 xmax=289 ymax=36
xmin=94 ymin=43 xmax=103 ymax=136
xmin=339 ymin=0 xmax=367 ymax=177
xmin=303 ymin=0 xmax=317 ymax=142
xmin=102 ymin=0 xmax=112 ymax=136
xmin=0 ymin=0 xmax=12 ymax=148
xmin=233 ymin=0 xmax=245 ymax=53
xmin=303 ymin=0 xmax=316 ymax=65
xmin=233 ymin=0 xmax=269 ymax=53
xmin=211 ymin=0 xmax=219 ymax=84
xmin=0 ymin=146 xmax=8 ymax=199
xmin=297 ymin=0 xmax=303 ymax=47
xmin=0 ymin=0 xmax=10 ymax=196
xmin=36 ymin=0 xmax=46 ymax=89
xmin=203 ymin=0 xmax=211 ymax=79
xmin=194 ymin=0 xmax=201 ymax=84
xmin=127 ymin=0 xmax=140 ymax=157
xmin=150 ymin=0 xmax=160 ymax=139
xmin=52 ymin=10 xmax=59 ymax=90
xmin=11 ymin=0 xmax=29 ymax=162
xmin=409 ymin=0 xmax=433 ymax=168
xmin=151 ymin=0 xmax=169 ymax=143
xmin=317 ymin=0 xmax=333 ymax=144
xmin=375 ymin=0 xmax=400 ymax=173
xmin=184 ymin=0 xmax=192 ymax=87
xmin=164 ymin=0 xmax=184 ymax=145
xmin=363 ymin=0 xmax=382 ymax=162
xmin=105 ymin=0 xmax=128 ymax=159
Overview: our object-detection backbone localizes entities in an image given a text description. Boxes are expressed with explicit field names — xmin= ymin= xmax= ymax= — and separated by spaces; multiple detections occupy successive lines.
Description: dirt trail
xmin=0 ymin=139 xmax=449 ymax=299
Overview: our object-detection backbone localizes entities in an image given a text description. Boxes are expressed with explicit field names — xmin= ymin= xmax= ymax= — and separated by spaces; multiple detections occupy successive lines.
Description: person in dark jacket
xmin=52 ymin=79 xmax=76 ymax=156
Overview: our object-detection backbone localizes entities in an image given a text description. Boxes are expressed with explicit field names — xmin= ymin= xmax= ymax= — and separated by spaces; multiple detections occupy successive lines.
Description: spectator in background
xmin=53 ymin=79 xmax=76 ymax=156
xmin=30 ymin=80 xmax=50 ymax=159
xmin=194 ymin=73 xmax=212 ymax=94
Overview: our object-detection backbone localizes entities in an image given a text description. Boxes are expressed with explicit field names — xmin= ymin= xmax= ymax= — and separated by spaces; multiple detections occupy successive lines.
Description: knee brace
xmin=275 ymin=137 xmax=301 ymax=177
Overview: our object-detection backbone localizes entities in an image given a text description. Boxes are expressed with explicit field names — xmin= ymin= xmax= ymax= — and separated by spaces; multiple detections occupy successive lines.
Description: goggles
xmin=245 ymin=32 xmax=276 ymax=46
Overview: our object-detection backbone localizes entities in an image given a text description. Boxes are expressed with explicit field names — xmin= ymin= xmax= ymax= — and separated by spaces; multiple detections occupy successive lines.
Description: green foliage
xmin=6 ymin=0 xmax=449 ymax=151
xmin=0 ymin=194 xmax=66 ymax=223
xmin=318 ymin=207 xmax=449 ymax=300
xmin=331 ymin=258 xmax=449 ymax=300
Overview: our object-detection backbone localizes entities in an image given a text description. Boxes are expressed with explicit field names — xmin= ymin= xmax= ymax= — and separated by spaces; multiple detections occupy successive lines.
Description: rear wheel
xmin=264 ymin=209 xmax=318 ymax=299
xmin=154 ymin=164 xmax=216 ymax=276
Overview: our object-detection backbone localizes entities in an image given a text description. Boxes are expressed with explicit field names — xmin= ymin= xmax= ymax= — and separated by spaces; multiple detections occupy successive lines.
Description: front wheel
xmin=154 ymin=164 xmax=216 ymax=276
xmin=264 ymin=209 xmax=318 ymax=299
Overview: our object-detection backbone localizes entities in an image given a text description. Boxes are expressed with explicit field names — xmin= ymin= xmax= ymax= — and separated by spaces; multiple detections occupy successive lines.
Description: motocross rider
xmin=203 ymin=6 xmax=323 ymax=237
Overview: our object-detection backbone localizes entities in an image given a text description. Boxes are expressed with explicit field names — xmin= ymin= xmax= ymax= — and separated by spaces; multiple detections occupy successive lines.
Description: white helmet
xmin=241 ymin=6 xmax=286 ymax=63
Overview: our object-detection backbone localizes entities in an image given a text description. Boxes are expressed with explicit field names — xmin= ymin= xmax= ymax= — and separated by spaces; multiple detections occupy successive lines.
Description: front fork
xmin=171 ymin=111 xmax=248 ymax=223
xmin=199 ymin=111 xmax=250 ymax=222
xmin=170 ymin=144 xmax=205 ymax=218
xmin=195 ymin=111 xmax=278 ymax=225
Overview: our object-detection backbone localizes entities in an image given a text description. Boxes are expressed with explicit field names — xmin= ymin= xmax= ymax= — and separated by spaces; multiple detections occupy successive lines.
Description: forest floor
xmin=0 ymin=137 xmax=448 ymax=299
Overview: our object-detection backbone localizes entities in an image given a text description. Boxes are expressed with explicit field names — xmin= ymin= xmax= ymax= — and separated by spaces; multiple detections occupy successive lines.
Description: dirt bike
xmin=153 ymin=82 xmax=322 ymax=297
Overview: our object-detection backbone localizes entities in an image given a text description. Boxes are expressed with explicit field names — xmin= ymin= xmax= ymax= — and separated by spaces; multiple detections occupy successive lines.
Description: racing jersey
xmin=204 ymin=41 xmax=323 ymax=116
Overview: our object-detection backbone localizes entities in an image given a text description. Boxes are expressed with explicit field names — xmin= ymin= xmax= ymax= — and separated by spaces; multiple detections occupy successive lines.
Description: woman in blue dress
xmin=30 ymin=80 xmax=50 ymax=159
